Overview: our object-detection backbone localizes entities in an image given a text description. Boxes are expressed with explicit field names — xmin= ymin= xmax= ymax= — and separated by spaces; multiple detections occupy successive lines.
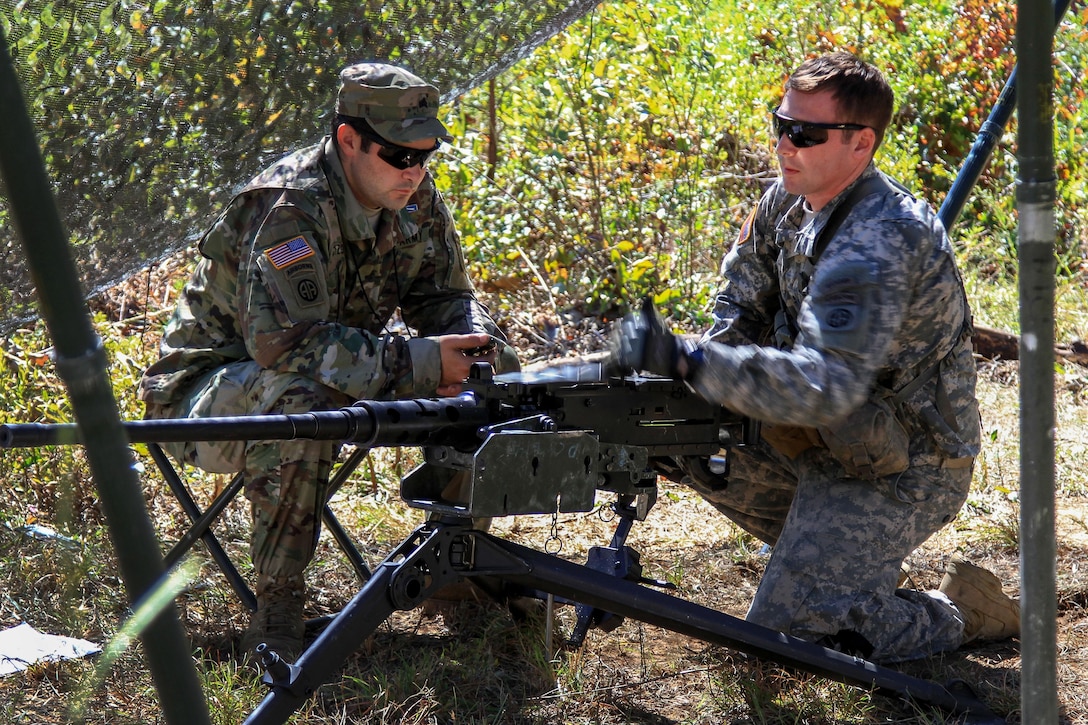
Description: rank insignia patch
xmin=266 ymin=236 xmax=315 ymax=269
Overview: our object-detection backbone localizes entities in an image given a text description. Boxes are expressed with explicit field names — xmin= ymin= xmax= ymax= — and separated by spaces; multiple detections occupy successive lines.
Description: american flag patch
xmin=265 ymin=236 xmax=314 ymax=269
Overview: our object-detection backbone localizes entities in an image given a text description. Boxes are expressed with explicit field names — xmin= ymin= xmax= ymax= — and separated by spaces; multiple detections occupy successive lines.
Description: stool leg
xmin=321 ymin=446 xmax=373 ymax=583
xmin=151 ymin=442 xmax=375 ymax=609
xmin=148 ymin=443 xmax=257 ymax=612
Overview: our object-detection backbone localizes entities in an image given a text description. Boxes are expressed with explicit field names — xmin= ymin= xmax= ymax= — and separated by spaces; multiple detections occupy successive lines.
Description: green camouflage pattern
xmin=140 ymin=137 xmax=517 ymax=579
xmin=154 ymin=361 xmax=350 ymax=577
xmin=336 ymin=62 xmax=451 ymax=143
xmin=141 ymin=136 xmax=516 ymax=406
xmin=679 ymin=164 xmax=981 ymax=662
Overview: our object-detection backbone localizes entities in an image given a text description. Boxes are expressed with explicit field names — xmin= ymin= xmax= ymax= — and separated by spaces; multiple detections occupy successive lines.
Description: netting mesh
xmin=0 ymin=0 xmax=599 ymax=335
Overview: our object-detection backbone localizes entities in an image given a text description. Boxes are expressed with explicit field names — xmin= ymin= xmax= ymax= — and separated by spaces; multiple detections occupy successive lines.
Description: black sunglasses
xmin=351 ymin=122 xmax=441 ymax=170
xmin=771 ymin=108 xmax=867 ymax=148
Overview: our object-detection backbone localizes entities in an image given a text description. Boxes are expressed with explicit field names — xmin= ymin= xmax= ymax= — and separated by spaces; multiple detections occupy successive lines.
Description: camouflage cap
xmin=337 ymin=62 xmax=452 ymax=144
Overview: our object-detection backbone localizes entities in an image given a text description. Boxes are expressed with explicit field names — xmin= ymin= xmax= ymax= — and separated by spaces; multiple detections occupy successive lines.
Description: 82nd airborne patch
xmin=258 ymin=233 xmax=328 ymax=321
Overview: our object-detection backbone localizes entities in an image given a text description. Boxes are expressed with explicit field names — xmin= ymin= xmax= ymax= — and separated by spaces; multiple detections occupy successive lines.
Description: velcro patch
xmin=809 ymin=261 xmax=877 ymax=352
xmin=284 ymin=263 xmax=324 ymax=308
xmin=824 ymin=306 xmax=857 ymax=330
xmin=265 ymin=236 xmax=315 ymax=269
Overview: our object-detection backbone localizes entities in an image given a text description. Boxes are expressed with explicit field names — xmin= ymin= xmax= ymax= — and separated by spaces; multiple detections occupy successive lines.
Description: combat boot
xmin=939 ymin=558 xmax=1020 ymax=643
xmin=241 ymin=573 xmax=306 ymax=663
xmin=897 ymin=561 xmax=911 ymax=588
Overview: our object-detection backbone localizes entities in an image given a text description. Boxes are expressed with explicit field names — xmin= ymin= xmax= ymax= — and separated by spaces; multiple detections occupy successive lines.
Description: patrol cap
xmin=336 ymin=62 xmax=452 ymax=144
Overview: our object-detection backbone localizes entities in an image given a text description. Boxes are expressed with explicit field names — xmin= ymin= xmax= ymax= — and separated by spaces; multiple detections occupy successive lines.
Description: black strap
xmin=811 ymin=174 xmax=897 ymax=264
xmin=892 ymin=357 xmax=942 ymax=406
xmin=774 ymin=174 xmax=899 ymax=347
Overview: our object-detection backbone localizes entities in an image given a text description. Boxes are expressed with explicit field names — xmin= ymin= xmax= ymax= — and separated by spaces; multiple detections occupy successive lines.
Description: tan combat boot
xmin=939 ymin=558 xmax=1020 ymax=643
xmin=241 ymin=573 xmax=306 ymax=663
xmin=897 ymin=561 xmax=911 ymax=588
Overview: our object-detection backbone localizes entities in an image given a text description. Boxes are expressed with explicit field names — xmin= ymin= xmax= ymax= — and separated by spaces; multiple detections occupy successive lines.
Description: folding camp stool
xmin=146 ymin=442 xmax=373 ymax=614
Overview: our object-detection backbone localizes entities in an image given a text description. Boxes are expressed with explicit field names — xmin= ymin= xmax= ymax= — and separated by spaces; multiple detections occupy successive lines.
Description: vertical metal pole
xmin=0 ymin=28 xmax=211 ymax=725
xmin=487 ymin=76 xmax=498 ymax=180
xmin=1016 ymin=0 xmax=1059 ymax=722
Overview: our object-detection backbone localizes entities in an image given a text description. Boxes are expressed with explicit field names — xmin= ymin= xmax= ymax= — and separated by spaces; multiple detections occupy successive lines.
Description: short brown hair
xmin=331 ymin=114 xmax=376 ymax=152
xmin=785 ymin=51 xmax=894 ymax=149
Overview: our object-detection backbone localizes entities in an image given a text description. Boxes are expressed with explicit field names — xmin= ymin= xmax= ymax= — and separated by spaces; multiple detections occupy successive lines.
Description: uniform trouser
xmin=679 ymin=440 xmax=972 ymax=663
xmin=148 ymin=362 xmax=354 ymax=580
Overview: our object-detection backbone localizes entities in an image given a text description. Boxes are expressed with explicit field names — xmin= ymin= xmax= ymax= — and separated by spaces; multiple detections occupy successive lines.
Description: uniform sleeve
xmin=702 ymin=186 xmax=787 ymax=347
xmin=239 ymin=200 xmax=413 ymax=400
xmin=241 ymin=186 xmax=518 ymax=400
xmin=689 ymin=198 xmax=924 ymax=427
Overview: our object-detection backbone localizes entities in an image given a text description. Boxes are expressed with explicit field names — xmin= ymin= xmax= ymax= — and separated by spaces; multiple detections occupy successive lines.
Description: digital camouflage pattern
xmin=679 ymin=163 xmax=982 ymax=663
xmin=140 ymin=136 xmax=517 ymax=578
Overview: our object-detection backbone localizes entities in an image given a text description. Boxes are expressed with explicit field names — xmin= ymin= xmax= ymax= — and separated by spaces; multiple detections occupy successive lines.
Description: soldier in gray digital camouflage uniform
xmin=612 ymin=51 xmax=1019 ymax=663
xmin=139 ymin=62 xmax=519 ymax=661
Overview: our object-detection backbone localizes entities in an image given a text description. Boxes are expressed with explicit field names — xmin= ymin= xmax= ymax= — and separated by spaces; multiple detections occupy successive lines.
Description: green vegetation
xmin=439 ymin=0 xmax=1088 ymax=334
xmin=2 ymin=0 xmax=1088 ymax=722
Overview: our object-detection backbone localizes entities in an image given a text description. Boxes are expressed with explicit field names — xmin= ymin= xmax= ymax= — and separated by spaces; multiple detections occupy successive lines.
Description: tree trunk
xmin=973 ymin=324 xmax=1088 ymax=366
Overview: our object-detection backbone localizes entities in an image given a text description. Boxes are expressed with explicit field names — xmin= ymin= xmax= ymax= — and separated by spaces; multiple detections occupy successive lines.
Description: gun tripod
xmin=244 ymin=500 xmax=1003 ymax=725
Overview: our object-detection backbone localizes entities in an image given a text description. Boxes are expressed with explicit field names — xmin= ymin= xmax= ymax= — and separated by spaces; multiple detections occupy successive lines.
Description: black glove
xmin=609 ymin=297 xmax=694 ymax=379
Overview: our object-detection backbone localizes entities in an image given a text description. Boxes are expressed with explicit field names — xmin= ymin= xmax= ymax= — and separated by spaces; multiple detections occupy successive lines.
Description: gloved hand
xmin=609 ymin=297 xmax=694 ymax=379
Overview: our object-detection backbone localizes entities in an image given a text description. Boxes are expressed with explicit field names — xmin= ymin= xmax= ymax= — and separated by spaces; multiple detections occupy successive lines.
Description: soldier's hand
xmin=608 ymin=298 xmax=686 ymax=378
xmin=437 ymin=333 xmax=496 ymax=395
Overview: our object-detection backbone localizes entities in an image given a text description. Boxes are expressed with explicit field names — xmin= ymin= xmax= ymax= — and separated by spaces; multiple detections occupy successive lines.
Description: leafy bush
xmin=435 ymin=0 xmax=1088 ymax=326
xmin=439 ymin=0 xmax=780 ymax=325
xmin=0 ymin=315 xmax=152 ymax=531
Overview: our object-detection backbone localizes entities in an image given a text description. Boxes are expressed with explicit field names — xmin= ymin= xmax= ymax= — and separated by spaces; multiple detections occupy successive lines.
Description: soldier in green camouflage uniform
xmin=612 ymin=52 xmax=1018 ymax=663
xmin=139 ymin=62 xmax=519 ymax=660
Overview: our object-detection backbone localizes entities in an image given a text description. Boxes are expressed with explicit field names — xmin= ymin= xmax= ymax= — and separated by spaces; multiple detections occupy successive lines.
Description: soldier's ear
xmin=852 ymin=127 xmax=876 ymax=157
xmin=336 ymin=123 xmax=359 ymax=153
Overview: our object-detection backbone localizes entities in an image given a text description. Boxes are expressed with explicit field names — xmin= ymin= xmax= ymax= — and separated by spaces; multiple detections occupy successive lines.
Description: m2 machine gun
xmin=0 ymin=367 xmax=1002 ymax=724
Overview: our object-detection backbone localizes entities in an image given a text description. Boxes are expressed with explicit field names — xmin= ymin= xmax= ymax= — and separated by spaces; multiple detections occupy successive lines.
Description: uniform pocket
xmin=255 ymin=233 xmax=329 ymax=324
xmin=817 ymin=394 xmax=910 ymax=480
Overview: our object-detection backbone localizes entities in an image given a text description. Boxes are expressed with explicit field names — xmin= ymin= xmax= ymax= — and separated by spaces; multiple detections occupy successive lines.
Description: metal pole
xmin=1016 ymin=0 xmax=1059 ymax=721
xmin=938 ymin=0 xmax=1072 ymax=231
xmin=0 ymin=28 xmax=211 ymax=725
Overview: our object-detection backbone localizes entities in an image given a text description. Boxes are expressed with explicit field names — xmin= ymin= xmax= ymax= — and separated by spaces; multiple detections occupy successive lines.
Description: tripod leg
xmin=244 ymin=561 xmax=398 ymax=725
xmin=245 ymin=520 xmax=497 ymax=725
xmin=476 ymin=535 xmax=1002 ymax=723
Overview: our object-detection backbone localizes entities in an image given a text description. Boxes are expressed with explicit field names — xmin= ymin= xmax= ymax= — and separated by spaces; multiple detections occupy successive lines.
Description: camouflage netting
xmin=0 ymin=0 xmax=600 ymax=336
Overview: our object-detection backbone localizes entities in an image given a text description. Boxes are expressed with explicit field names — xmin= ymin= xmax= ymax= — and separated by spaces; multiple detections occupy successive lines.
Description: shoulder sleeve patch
xmin=736 ymin=207 xmax=757 ymax=246
xmin=265 ymin=235 xmax=315 ymax=269
xmin=256 ymin=232 xmax=329 ymax=322
xmin=806 ymin=261 xmax=878 ymax=352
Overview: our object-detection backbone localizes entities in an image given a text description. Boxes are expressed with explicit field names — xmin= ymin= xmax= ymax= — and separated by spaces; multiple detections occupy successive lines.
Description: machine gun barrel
xmin=0 ymin=395 xmax=490 ymax=450
xmin=1 ymin=371 xmax=727 ymax=519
